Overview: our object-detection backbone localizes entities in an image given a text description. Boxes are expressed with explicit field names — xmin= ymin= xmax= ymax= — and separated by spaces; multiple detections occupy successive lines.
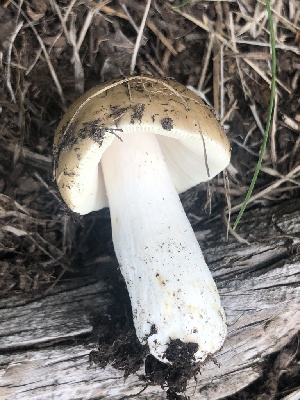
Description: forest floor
xmin=0 ymin=0 xmax=299 ymax=399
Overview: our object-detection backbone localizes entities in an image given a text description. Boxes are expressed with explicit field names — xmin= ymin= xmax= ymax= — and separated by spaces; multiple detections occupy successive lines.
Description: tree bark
xmin=1 ymin=200 xmax=300 ymax=399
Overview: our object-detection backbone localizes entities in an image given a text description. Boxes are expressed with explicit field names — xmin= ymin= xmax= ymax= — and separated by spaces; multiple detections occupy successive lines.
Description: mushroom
xmin=54 ymin=76 xmax=230 ymax=364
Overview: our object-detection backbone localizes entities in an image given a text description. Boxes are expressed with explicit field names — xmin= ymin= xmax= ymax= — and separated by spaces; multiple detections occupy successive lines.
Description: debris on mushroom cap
xmin=54 ymin=76 xmax=230 ymax=214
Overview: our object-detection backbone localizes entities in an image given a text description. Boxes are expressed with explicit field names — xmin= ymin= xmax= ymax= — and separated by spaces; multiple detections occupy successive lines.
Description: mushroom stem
xmin=101 ymin=131 xmax=226 ymax=363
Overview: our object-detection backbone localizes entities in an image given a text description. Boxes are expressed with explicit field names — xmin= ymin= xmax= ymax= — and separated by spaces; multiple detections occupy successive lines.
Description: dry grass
xmin=0 ymin=0 xmax=300 ymax=397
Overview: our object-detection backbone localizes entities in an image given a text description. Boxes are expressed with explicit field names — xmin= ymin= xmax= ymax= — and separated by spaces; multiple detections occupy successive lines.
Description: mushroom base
xmin=101 ymin=131 xmax=226 ymax=364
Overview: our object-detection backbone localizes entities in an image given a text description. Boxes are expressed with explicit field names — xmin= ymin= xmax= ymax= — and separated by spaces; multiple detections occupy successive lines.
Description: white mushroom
xmin=54 ymin=76 xmax=230 ymax=364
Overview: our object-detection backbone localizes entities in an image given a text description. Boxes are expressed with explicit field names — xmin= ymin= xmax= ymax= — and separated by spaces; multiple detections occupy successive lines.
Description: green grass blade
xmin=233 ymin=0 xmax=277 ymax=229
xmin=172 ymin=0 xmax=191 ymax=9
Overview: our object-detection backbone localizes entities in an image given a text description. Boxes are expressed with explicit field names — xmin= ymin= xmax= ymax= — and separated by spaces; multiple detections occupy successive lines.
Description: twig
xmin=147 ymin=20 xmax=177 ymax=56
xmin=220 ymin=100 xmax=238 ymax=125
xmin=63 ymin=0 xmax=78 ymax=22
xmin=1 ymin=140 xmax=52 ymax=169
xmin=220 ymin=44 xmax=225 ymax=119
xmin=260 ymin=167 xmax=300 ymax=186
xmin=232 ymin=164 xmax=300 ymax=215
xmin=70 ymin=14 xmax=84 ymax=93
xmin=120 ymin=2 xmax=140 ymax=32
xmin=34 ymin=173 xmax=61 ymax=202
xmin=76 ymin=9 xmax=94 ymax=52
xmin=257 ymin=0 xmax=300 ymax=34
xmin=270 ymin=90 xmax=278 ymax=164
xmin=25 ymin=48 xmax=42 ymax=75
xmin=120 ymin=2 xmax=147 ymax=44
xmin=5 ymin=21 xmax=23 ymax=103
xmin=130 ymin=0 xmax=152 ymax=75
xmin=213 ymin=1 xmax=222 ymax=116
xmin=222 ymin=209 xmax=250 ymax=245
xmin=198 ymin=33 xmax=214 ymax=91
xmin=172 ymin=6 xmax=290 ymax=94
xmin=228 ymin=11 xmax=251 ymax=100
xmin=11 ymin=1 xmax=66 ymax=107
xmin=249 ymin=103 xmax=266 ymax=136
xmin=77 ymin=1 xmax=115 ymax=52
xmin=49 ymin=0 xmax=70 ymax=44
xmin=223 ymin=169 xmax=231 ymax=241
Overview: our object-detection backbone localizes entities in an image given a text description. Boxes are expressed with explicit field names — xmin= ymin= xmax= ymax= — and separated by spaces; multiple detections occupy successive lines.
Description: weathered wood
xmin=283 ymin=388 xmax=300 ymax=400
xmin=1 ymin=201 xmax=300 ymax=399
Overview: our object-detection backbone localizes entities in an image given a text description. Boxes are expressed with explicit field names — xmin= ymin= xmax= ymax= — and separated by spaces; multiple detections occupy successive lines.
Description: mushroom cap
xmin=54 ymin=76 xmax=230 ymax=214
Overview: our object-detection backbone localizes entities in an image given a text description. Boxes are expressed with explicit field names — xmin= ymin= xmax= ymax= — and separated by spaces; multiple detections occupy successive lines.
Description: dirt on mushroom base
xmin=89 ymin=274 xmax=204 ymax=400
xmin=1 ymin=0 xmax=300 ymax=399
xmin=89 ymin=273 xmax=300 ymax=400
